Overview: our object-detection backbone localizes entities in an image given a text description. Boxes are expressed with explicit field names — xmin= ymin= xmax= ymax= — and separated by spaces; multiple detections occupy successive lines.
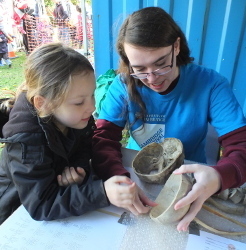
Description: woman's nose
xmin=147 ymin=72 xmax=159 ymax=82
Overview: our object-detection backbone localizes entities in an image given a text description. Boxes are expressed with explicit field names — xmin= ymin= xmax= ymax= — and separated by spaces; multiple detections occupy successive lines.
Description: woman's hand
xmin=173 ymin=164 xmax=221 ymax=231
xmin=104 ymin=176 xmax=157 ymax=215
xmin=57 ymin=167 xmax=86 ymax=186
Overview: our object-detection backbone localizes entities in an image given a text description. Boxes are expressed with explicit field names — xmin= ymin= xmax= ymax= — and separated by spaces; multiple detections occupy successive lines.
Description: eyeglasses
xmin=130 ymin=45 xmax=174 ymax=79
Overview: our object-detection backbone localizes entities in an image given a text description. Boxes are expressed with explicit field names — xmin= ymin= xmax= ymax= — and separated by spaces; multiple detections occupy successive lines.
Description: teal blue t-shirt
xmin=98 ymin=63 xmax=246 ymax=163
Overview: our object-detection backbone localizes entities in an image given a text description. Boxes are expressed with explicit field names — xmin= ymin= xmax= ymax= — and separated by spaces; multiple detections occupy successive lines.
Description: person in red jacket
xmin=13 ymin=0 xmax=35 ymax=54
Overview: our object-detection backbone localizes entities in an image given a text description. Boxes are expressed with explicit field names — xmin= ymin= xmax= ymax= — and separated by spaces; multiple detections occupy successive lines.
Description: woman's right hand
xmin=104 ymin=176 xmax=157 ymax=215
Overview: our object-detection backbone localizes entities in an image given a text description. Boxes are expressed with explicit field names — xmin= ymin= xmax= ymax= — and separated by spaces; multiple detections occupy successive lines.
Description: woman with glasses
xmin=92 ymin=7 xmax=246 ymax=231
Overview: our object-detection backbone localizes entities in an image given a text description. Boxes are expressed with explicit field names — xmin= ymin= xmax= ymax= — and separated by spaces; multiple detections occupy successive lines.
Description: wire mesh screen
xmin=22 ymin=14 xmax=94 ymax=66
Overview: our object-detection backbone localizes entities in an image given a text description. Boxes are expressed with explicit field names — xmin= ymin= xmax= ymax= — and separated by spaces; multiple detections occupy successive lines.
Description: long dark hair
xmin=117 ymin=7 xmax=194 ymax=119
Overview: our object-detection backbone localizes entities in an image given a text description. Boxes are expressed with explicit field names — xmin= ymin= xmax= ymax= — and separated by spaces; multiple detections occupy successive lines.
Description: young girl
xmin=0 ymin=43 xmax=155 ymax=224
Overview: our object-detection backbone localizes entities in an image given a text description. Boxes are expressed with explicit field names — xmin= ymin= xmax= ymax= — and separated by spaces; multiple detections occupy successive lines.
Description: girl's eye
xmin=75 ymin=102 xmax=84 ymax=106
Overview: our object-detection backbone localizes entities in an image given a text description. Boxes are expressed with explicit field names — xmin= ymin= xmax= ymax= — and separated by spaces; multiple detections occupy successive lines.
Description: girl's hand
xmin=104 ymin=176 xmax=157 ymax=215
xmin=57 ymin=167 xmax=86 ymax=186
xmin=173 ymin=164 xmax=221 ymax=231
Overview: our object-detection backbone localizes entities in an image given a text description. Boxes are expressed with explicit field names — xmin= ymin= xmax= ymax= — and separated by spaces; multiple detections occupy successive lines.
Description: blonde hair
xmin=18 ymin=43 xmax=94 ymax=118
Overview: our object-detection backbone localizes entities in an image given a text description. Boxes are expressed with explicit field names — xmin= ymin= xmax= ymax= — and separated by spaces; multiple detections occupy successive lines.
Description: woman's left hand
xmin=173 ymin=164 xmax=221 ymax=231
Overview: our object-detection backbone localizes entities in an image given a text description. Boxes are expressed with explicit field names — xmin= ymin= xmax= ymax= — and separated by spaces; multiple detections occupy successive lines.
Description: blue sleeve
xmin=98 ymin=75 xmax=128 ymax=128
xmin=208 ymin=74 xmax=246 ymax=137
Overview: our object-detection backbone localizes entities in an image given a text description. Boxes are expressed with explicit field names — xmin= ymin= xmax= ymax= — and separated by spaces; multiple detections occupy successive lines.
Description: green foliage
xmin=73 ymin=0 xmax=92 ymax=6
xmin=71 ymin=0 xmax=79 ymax=5
xmin=44 ymin=0 xmax=91 ymax=7
xmin=121 ymin=129 xmax=130 ymax=147
xmin=44 ymin=0 xmax=54 ymax=7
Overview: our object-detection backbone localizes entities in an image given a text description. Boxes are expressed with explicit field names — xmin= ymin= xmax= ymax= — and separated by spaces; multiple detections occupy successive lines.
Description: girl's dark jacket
xmin=0 ymin=93 xmax=109 ymax=224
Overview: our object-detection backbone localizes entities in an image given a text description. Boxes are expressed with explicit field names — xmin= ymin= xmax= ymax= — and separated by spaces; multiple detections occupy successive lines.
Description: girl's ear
xmin=33 ymin=95 xmax=46 ymax=111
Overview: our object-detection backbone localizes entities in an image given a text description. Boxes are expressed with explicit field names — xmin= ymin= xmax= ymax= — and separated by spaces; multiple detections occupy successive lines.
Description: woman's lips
xmin=150 ymin=80 xmax=165 ymax=90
